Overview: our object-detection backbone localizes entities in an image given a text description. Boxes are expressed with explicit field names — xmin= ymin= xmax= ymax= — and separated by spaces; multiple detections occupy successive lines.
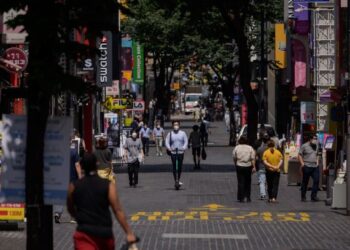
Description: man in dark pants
xmin=298 ymin=135 xmax=319 ymax=202
xmin=165 ymin=121 xmax=188 ymax=189
xmin=124 ymin=130 xmax=144 ymax=188
xmin=189 ymin=125 xmax=201 ymax=169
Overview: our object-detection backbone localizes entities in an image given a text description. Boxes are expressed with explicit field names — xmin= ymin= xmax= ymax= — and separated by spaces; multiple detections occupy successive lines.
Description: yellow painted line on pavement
xmin=129 ymin=204 xmax=312 ymax=223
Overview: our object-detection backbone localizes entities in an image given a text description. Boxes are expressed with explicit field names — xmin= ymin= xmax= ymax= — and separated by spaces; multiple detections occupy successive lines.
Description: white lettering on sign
xmin=99 ymin=41 xmax=108 ymax=83
xmin=133 ymin=101 xmax=145 ymax=111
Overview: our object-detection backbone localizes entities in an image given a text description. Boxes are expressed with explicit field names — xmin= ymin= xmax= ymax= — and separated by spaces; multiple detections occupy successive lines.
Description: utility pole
xmin=346 ymin=0 xmax=350 ymax=216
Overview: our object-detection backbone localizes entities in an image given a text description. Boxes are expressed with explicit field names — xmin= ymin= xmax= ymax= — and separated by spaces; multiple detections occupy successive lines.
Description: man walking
xmin=189 ymin=125 xmax=201 ymax=169
xmin=298 ymin=135 xmax=320 ymax=202
xmin=139 ymin=123 xmax=151 ymax=156
xmin=124 ymin=130 xmax=144 ymax=188
xmin=153 ymin=121 xmax=165 ymax=156
xmin=165 ymin=121 xmax=188 ymax=190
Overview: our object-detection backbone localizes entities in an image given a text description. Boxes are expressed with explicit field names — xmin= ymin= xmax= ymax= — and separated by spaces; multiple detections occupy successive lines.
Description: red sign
xmin=3 ymin=47 xmax=28 ymax=72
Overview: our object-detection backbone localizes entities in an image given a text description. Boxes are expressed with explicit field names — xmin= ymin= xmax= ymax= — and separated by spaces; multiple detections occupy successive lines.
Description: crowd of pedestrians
xmin=60 ymin=115 xmax=320 ymax=249
xmin=232 ymin=133 xmax=319 ymax=204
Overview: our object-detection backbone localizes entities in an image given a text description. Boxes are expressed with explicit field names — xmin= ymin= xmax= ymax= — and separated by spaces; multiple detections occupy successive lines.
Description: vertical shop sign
xmin=132 ymin=42 xmax=144 ymax=85
xmin=96 ymin=31 xmax=113 ymax=87
xmin=301 ymin=102 xmax=316 ymax=124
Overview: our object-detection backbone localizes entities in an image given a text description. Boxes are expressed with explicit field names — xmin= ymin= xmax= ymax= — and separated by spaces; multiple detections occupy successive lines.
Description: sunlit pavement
xmin=1 ymin=120 xmax=350 ymax=250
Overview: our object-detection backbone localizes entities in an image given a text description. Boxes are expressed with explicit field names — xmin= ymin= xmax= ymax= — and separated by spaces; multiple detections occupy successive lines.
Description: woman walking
xmin=233 ymin=136 xmax=256 ymax=202
xmin=67 ymin=153 xmax=137 ymax=250
xmin=262 ymin=140 xmax=283 ymax=203
xmin=94 ymin=136 xmax=115 ymax=183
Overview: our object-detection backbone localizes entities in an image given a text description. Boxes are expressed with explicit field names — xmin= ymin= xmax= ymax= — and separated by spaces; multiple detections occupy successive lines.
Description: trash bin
xmin=288 ymin=159 xmax=301 ymax=185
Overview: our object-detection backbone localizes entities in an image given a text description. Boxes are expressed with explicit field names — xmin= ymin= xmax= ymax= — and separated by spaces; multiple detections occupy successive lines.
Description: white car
xmin=184 ymin=93 xmax=202 ymax=114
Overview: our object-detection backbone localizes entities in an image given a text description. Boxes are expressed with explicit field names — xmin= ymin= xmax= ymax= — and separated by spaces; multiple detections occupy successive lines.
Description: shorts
xmin=192 ymin=147 xmax=201 ymax=156
xmin=74 ymin=231 xmax=114 ymax=250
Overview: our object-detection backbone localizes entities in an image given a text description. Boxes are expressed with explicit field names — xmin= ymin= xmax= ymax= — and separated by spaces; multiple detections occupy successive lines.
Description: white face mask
xmin=132 ymin=133 xmax=137 ymax=138
xmin=173 ymin=125 xmax=179 ymax=131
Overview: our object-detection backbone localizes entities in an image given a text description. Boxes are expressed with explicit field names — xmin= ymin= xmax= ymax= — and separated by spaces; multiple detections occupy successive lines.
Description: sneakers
xmin=175 ymin=181 xmax=180 ymax=190
xmin=54 ymin=213 xmax=60 ymax=224
xmin=179 ymin=181 xmax=183 ymax=186
xmin=260 ymin=195 xmax=266 ymax=200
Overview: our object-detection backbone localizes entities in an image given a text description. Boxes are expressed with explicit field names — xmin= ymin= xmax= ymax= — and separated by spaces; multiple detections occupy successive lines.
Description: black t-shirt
xmin=73 ymin=175 xmax=112 ymax=238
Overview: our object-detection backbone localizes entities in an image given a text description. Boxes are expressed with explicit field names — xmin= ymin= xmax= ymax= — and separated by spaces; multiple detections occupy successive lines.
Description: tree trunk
xmin=25 ymin=1 xmax=55 ymax=249
xmin=234 ymin=25 xmax=258 ymax=145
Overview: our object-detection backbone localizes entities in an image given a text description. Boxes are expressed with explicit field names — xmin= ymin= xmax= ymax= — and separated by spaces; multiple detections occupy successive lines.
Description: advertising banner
xmin=106 ymin=80 xmax=120 ymax=97
xmin=0 ymin=203 xmax=25 ymax=221
xmin=132 ymin=42 xmax=144 ymax=85
xmin=0 ymin=9 xmax=27 ymax=44
xmin=104 ymin=113 xmax=120 ymax=147
xmin=275 ymin=23 xmax=286 ymax=69
xmin=293 ymin=39 xmax=307 ymax=88
xmin=0 ymin=115 xmax=72 ymax=205
xmin=300 ymin=102 xmax=316 ymax=124
xmin=96 ymin=31 xmax=113 ymax=87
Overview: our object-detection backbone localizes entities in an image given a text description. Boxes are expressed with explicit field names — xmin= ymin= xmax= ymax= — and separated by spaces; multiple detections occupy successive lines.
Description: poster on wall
xmin=300 ymin=102 xmax=316 ymax=124
xmin=104 ymin=112 xmax=120 ymax=147
xmin=0 ymin=115 xmax=72 ymax=205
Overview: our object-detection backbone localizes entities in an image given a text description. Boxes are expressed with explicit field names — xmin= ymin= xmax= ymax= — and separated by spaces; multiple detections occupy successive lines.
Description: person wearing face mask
xmin=298 ymin=135 xmax=320 ymax=202
xmin=123 ymin=130 xmax=144 ymax=188
xmin=165 ymin=121 xmax=188 ymax=190
xmin=139 ymin=123 xmax=151 ymax=156
xmin=152 ymin=122 xmax=165 ymax=156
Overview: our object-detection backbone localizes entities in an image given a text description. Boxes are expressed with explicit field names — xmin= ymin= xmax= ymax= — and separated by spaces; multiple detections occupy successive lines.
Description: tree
xmin=182 ymin=0 xmax=283 ymax=144
xmin=0 ymin=1 xmax=121 ymax=249
xmin=123 ymin=0 xmax=194 ymax=117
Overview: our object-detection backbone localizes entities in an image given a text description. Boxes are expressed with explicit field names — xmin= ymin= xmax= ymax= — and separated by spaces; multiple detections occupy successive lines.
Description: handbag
xmin=201 ymin=147 xmax=207 ymax=160
xmin=166 ymin=132 xmax=172 ymax=156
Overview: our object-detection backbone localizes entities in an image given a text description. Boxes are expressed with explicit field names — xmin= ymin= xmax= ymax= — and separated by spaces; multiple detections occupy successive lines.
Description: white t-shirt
xmin=233 ymin=144 xmax=255 ymax=167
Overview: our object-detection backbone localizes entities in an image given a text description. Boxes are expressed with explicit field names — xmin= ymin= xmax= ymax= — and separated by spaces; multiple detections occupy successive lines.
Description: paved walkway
xmin=1 ymin=120 xmax=350 ymax=250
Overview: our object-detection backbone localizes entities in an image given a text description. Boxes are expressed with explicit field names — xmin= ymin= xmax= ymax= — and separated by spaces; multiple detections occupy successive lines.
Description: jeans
xmin=155 ymin=137 xmax=163 ymax=155
xmin=142 ymin=137 xmax=150 ymax=155
xmin=171 ymin=153 xmax=184 ymax=182
xmin=128 ymin=160 xmax=140 ymax=185
xmin=258 ymin=170 xmax=267 ymax=197
xmin=236 ymin=166 xmax=253 ymax=201
xmin=266 ymin=170 xmax=280 ymax=199
xmin=301 ymin=166 xmax=319 ymax=199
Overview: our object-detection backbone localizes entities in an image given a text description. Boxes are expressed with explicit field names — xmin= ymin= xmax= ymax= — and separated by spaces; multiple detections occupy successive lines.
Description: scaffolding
xmin=312 ymin=6 xmax=336 ymax=132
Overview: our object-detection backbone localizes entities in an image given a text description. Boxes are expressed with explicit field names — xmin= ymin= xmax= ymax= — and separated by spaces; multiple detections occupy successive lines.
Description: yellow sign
xmin=0 ymin=203 xmax=25 ymax=221
xmin=130 ymin=204 xmax=311 ymax=222
xmin=171 ymin=82 xmax=180 ymax=90
xmin=103 ymin=97 xmax=133 ymax=111
xmin=122 ymin=70 xmax=132 ymax=81
xmin=275 ymin=23 xmax=286 ymax=69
